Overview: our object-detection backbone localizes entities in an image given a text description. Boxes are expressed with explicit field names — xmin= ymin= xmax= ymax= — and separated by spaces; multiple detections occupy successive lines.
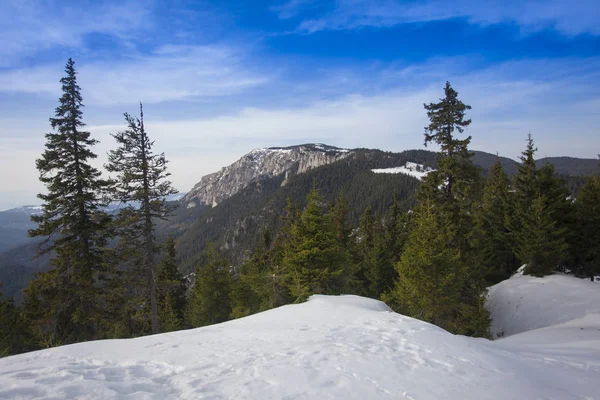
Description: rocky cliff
xmin=183 ymin=144 xmax=352 ymax=208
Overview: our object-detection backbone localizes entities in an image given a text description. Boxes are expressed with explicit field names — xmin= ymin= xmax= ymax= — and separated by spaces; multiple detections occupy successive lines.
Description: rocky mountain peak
xmin=183 ymin=144 xmax=352 ymax=208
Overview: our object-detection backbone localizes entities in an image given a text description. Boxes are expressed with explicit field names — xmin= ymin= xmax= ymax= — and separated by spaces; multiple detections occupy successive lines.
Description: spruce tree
xmin=25 ymin=58 xmax=113 ymax=344
xmin=572 ymin=176 xmax=600 ymax=280
xmin=185 ymin=244 xmax=232 ymax=327
xmin=156 ymin=236 xmax=186 ymax=331
xmin=382 ymin=203 xmax=489 ymax=337
xmin=385 ymin=82 xmax=489 ymax=337
xmin=512 ymin=137 xmax=570 ymax=276
xmin=106 ymin=104 xmax=177 ymax=334
xmin=513 ymin=134 xmax=538 ymax=209
xmin=517 ymin=194 xmax=568 ymax=276
xmin=474 ymin=160 xmax=519 ymax=282
xmin=282 ymin=189 xmax=349 ymax=302
xmin=420 ymin=81 xmax=481 ymax=250
xmin=351 ymin=205 xmax=376 ymax=296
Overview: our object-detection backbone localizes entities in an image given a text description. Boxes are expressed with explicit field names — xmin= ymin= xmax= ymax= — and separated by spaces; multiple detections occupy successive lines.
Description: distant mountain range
xmin=1 ymin=144 xmax=598 ymax=301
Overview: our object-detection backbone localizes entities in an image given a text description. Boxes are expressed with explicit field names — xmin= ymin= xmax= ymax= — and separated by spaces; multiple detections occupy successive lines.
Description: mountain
xmin=1 ymin=274 xmax=598 ymax=399
xmin=165 ymin=147 xmax=437 ymax=272
xmin=0 ymin=206 xmax=41 ymax=254
xmin=183 ymin=143 xmax=352 ymax=208
xmin=1 ymin=143 xmax=597 ymax=299
xmin=472 ymin=151 xmax=599 ymax=177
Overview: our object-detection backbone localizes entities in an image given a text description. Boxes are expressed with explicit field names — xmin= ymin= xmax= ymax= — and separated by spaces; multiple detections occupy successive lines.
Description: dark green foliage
xmin=157 ymin=236 xmax=186 ymax=331
xmin=420 ymin=81 xmax=481 ymax=251
xmin=517 ymin=195 xmax=568 ymax=276
xmin=513 ymin=134 xmax=538 ymax=211
xmin=165 ymin=149 xmax=432 ymax=274
xmin=186 ymin=244 xmax=232 ymax=327
xmin=385 ymin=81 xmax=490 ymax=337
xmin=382 ymin=203 xmax=489 ymax=337
xmin=25 ymin=58 xmax=114 ymax=345
xmin=106 ymin=104 xmax=177 ymax=334
xmin=0 ymin=286 xmax=37 ymax=357
xmin=474 ymin=161 xmax=519 ymax=282
xmin=572 ymin=176 xmax=600 ymax=280
xmin=512 ymin=136 xmax=571 ymax=276
xmin=282 ymin=189 xmax=350 ymax=302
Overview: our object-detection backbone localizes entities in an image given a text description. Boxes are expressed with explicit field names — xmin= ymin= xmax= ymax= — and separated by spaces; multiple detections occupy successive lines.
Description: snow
xmin=371 ymin=162 xmax=434 ymax=180
xmin=486 ymin=272 xmax=600 ymax=338
xmin=1 ymin=278 xmax=600 ymax=399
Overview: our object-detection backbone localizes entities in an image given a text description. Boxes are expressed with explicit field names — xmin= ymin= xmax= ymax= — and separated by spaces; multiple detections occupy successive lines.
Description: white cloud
xmin=278 ymin=0 xmax=600 ymax=36
xmin=0 ymin=45 xmax=268 ymax=105
xmin=1 ymin=57 xmax=598 ymax=207
xmin=0 ymin=0 xmax=152 ymax=67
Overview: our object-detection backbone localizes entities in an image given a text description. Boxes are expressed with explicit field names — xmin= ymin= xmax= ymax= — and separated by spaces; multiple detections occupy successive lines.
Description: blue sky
xmin=0 ymin=0 xmax=599 ymax=208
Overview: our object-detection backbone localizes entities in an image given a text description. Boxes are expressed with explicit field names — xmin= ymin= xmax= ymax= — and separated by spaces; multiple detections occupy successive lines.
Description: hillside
xmin=1 ymin=274 xmax=598 ymax=399
xmin=1 ymin=144 xmax=597 ymax=297
xmin=165 ymin=148 xmax=436 ymax=272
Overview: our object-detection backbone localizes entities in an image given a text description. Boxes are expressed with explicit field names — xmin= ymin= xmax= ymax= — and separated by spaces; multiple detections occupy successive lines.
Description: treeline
xmin=2 ymin=65 xmax=600 ymax=357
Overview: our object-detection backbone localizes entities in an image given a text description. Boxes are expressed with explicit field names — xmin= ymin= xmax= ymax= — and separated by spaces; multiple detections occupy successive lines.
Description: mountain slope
xmin=166 ymin=148 xmax=436 ymax=272
xmin=183 ymin=143 xmax=352 ymax=208
xmin=1 ymin=276 xmax=599 ymax=399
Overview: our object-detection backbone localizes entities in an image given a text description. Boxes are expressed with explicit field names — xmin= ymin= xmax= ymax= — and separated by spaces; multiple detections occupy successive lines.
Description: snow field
xmin=0 ymin=275 xmax=599 ymax=399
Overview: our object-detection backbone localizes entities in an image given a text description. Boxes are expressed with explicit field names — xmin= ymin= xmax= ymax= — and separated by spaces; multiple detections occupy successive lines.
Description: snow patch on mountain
xmin=1 ymin=274 xmax=599 ymax=399
xmin=371 ymin=162 xmax=434 ymax=180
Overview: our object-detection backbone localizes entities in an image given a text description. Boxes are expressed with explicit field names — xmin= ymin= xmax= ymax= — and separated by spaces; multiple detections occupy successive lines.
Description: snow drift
xmin=1 ymin=275 xmax=599 ymax=399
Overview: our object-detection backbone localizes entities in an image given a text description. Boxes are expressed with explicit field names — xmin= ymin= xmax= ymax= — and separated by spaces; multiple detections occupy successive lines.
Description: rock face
xmin=183 ymin=144 xmax=352 ymax=208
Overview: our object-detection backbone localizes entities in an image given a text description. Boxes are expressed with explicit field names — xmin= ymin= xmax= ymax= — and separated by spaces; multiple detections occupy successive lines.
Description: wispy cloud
xmin=0 ymin=45 xmax=268 ymax=105
xmin=2 ymin=56 xmax=599 ymax=207
xmin=275 ymin=0 xmax=600 ymax=36
xmin=0 ymin=0 xmax=152 ymax=67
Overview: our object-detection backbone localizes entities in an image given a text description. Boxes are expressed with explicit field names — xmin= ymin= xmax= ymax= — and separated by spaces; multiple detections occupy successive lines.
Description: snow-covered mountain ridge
xmin=1 ymin=273 xmax=598 ymax=399
xmin=183 ymin=144 xmax=352 ymax=208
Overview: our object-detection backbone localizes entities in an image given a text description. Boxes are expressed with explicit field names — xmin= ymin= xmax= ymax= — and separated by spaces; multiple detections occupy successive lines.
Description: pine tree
xmin=474 ymin=160 xmax=519 ymax=282
xmin=282 ymin=189 xmax=349 ymax=302
xmin=382 ymin=203 xmax=489 ymax=337
xmin=25 ymin=58 xmax=113 ymax=344
xmin=185 ymin=244 xmax=232 ymax=327
xmin=572 ymin=176 xmax=600 ymax=280
xmin=347 ymin=206 xmax=375 ymax=296
xmin=385 ymin=82 xmax=489 ymax=337
xmin=420 ymin=81 xmax=481 ymax=250
xmin=513 ymin=134 xmax=538 ymax=209
xmin=511 ymin=136 xmax=570 ymax=276
xmin=106 ymin=104 xmax=177 ymax=334
xmin=156 ymin=236 xmax=186 ymax=331
xmin=517 ymin=195 xmax=568 ymax=276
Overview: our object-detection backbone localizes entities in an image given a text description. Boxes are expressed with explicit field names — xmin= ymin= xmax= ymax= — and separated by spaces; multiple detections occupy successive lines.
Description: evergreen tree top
xmin=423 ymin=81 xmax=472 ymax=155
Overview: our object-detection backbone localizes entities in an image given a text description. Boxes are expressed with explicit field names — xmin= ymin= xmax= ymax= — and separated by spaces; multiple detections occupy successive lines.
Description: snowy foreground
xmin=1 ymin=275 xmax=599 ymax=399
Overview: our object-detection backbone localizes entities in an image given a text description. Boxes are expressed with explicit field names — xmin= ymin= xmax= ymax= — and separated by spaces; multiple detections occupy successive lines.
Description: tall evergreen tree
xmin=185 ymin=244 xmax=232 ymax=327
xmin=511 ymin=136 xmax=570 ymax=276
xmin=516 ymin=194 xmax=568 ymax=276
xmin=382 ymin=203 xmax=489 ymax=337
xmin=420 ymin=81 xmax=481 ymax=250
xmin=106 ymin=104 xmax=177 ymax=334
xmin=156 ymin=236 xmax=186 ymax=331
xmin=513 ymin=134 xmax=538 ymax=209
xmin=282 ymin=189 xmax=349 ymax=302
xmin=25 ymin=58 xmax=113 ymax=344
xmin=474 ymin=160 xmax=519 ymax=282
xmin=572 ymin=176 xmax=600 ymax=280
